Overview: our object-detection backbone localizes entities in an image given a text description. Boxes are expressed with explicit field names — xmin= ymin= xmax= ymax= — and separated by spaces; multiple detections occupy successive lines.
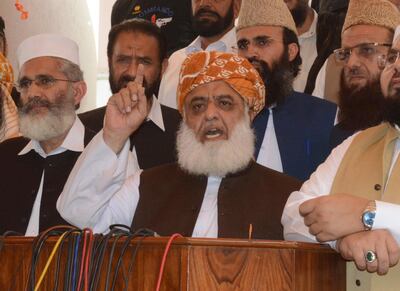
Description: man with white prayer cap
xmin=0 ymin=33 xmax=95 ymax=236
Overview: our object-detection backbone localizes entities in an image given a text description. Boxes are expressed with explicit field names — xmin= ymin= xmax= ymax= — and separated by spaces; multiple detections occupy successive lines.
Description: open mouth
xmin=205 ymin=128 xmax=224 ymax=139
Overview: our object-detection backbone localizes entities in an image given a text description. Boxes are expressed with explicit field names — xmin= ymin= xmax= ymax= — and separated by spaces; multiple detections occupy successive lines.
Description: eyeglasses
xmin=333 ymin=43 xmax=391 ymax=63
xmin=377 ymin=49 xmax=400 ymax=68
xmin=16 ymin=75 xmax=78 ymax=92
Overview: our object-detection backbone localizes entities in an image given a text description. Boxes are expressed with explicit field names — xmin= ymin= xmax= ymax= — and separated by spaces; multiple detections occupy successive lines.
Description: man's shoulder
xmin=282 ymin=91 xmax=337 ymax=124
xmin=249 ymin=162 xmax=302 ymax=186
xmin=168 ymin=46 xmax=189 ymax=61
xmin=289 ymin=91 xmax=337 ymax=110
xmin=0 ymin=136 xmax=30 ymax=157
xmin=160 ymin=104 xmax=182 ymax=125
xmin=78 ymin=106 xmax=106 ymax=133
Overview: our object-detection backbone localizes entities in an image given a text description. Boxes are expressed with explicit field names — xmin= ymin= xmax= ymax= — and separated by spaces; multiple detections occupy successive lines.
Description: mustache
xmin=194 ymin=8 xmax=220 ymax=19
xmin=19 ymin=96 xmax=52 ymax=114
xmin=247 ymin=57 xmax=271 ymax=81
xmin=347 ymin=67 xmax=365 ymax=77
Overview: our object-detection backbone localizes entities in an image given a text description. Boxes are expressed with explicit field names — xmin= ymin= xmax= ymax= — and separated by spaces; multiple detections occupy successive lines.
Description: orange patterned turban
xmin=0 ymin=52 xmax=14 ymax=93
xmin=177 ymin=51 xmax=266 ymax=115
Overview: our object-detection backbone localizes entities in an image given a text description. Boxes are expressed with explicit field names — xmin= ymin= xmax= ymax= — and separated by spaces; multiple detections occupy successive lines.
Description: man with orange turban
xmin=0 ymin=33 xmax=19 ymax=142
xmin=58 ymin=51 xmax=301 ymax=239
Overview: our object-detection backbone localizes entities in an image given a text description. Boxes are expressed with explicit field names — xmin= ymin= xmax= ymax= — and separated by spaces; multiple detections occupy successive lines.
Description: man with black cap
xmin=0 ymin=34 xmax=94 ymax=235
xmin=110 ymin=0 xmax=195 ymax=56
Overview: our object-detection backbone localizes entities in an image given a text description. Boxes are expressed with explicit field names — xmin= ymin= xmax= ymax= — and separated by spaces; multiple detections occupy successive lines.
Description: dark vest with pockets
xmin=131 ymin=162 xmax=301 ymax=239
xmin=0 ymin=127 xmax=95 ymax=234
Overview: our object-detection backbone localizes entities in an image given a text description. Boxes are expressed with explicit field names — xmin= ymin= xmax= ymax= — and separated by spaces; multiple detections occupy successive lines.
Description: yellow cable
xmin=34 ymin=232 xmax=68 ymax=291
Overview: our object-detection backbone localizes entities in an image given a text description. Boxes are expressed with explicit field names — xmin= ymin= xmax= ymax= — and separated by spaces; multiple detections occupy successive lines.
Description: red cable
xmin=84 ymin=229 xmax=94 ymax=291
xmin=155 ymin=233 xmax=183 ymax=291
xmin=76 ymin=229 xmax=88 ymax=290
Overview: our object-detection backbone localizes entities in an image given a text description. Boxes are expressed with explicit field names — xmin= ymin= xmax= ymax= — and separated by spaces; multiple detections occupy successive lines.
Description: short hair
xmin=56 ymin=57 xmax=84 ymax=81
xmin=283 ymin=27 xmax=302 ymax=78
xmin=107 ymin=18 xmax=167 ymax=63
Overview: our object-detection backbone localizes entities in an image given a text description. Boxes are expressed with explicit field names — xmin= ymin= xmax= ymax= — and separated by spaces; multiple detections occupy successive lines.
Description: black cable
xmin=105 ymin=231 xmax=126 ymax=291
xmin=53 ymin=229 xmax=78 ymax=291
xmin=111 ymin=228 xmax=157 ymax=291
xmin=29 ymin=229 xmax=65 ymax=290
xmin=110 ymin=232 xmax=135 ymax=290
xmin=90 ymin=228 xmax=121 ymax=291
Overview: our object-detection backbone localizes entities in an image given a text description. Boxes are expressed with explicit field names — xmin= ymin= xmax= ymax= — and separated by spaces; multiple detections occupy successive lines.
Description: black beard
xmin=382 ymin=93 xmax=400 ymax=127
xmin=338 ymin=71 xmax=385 ymax=131
xmin=247 ymin=49 xmax=294 ymax=107
xmin=290 ymin=1 xmax=309 ymax=27
xmin=192 ymin=2 xmax=234 ymax=37
xmin=109 ymin=68 xmax=160 ymax=101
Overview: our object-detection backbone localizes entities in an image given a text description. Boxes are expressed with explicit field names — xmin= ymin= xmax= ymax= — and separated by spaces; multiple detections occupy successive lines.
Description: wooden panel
xmin=295 ymin=249 xmax=346 ymax=291
xmin=187 ymin=246 xmax=294 ymax=291
xmin=0 ymin=237 xmax=346 ymax=290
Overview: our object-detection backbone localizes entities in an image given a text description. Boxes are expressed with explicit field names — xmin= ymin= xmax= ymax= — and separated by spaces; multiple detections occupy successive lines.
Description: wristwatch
xmin=362 ymin=200 xmax=377 ymax=231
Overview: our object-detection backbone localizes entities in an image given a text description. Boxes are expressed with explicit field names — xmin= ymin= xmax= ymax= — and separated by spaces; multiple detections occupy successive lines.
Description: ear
xmin=287 ymin=43 xmax=299 ymax=62
xmin=233 ymin=0 xmax=242 ymax=19
xmin=72 ymin=81 xmax=87 ymax=106
xmin=161 ymin=58 xmax=169 ymax=76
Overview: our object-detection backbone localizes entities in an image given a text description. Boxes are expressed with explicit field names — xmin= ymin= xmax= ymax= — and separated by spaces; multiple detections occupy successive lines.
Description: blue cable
xmin=71 ymin=233 xmax=81 ymax=291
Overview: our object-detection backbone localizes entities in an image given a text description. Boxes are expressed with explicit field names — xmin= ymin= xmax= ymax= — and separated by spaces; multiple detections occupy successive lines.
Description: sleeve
xmin=281 ymin=134 xmax=356 ymax=245
xmin=57 ymin=130 xmax=142 ymax=234
xmin=374 ymin=201 xmax=400 ymax=245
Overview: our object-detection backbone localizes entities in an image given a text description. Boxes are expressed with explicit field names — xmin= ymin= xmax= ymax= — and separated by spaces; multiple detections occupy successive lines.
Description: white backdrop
xmin=0 ymin=0 xmax=115 ymax=112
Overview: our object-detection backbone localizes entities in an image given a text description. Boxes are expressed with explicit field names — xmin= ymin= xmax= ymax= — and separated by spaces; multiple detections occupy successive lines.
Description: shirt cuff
xmin=374 ymin=200 xmax=400 ymax=231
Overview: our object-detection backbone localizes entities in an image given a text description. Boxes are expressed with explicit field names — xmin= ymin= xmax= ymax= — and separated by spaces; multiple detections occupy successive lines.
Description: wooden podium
xmin=0 ymin=237 xmax=345 ymax=290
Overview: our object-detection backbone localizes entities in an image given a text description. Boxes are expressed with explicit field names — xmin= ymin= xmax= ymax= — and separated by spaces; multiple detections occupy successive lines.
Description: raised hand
xmin=103 ymin=64 xmax=148 ymax=153
xmin=337 ymin=230 xmax=400 ymax=275
xmin=299 ymin=193 xmax=369 ymax=242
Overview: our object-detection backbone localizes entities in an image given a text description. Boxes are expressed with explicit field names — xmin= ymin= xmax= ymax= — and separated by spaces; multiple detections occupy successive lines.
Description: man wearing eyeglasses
xmin=0 ymin=34 xmax=95 ymax=236
xmin=282 ymin=25 xmax=400 ymax=291
xmin=157 ymin=0 xmax=240 ymax=109
xmin=328 ymin=0 xmax=400 ymax=149
xmin=235 ymin=0 xmax=337 ymax=181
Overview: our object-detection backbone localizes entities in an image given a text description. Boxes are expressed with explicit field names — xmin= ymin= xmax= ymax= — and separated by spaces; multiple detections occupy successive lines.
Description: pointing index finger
xmin=135 ymin=64 xmax=144 ymax=86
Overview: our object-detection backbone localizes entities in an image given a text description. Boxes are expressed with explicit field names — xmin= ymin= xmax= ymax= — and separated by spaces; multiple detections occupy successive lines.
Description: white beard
xmin=176 ymin=114 xmax=255 ymax=177
xmin=19 ymin=94 xmax=76 ymax=142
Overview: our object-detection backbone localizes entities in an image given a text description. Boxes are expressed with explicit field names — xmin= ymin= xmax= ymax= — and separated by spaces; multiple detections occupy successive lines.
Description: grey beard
xmin=19 ymin=98 xmax=76 ymax=141
xmin=176 ymin=114 xmax=255 ymax=177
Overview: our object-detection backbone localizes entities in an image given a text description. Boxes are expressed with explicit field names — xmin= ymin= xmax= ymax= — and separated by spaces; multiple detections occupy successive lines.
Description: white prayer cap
xmin=394 ymin=26 xmax=400 ymax=45
xmin=17 ymin=33 xmax=80 ymax=69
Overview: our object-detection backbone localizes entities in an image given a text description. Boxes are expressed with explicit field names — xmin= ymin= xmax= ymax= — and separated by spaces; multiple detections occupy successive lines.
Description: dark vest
xmin=0 ymin=127 xmax=95 ymax=234
xmin=79 ymin=104 xmax=181 ymax=169
xmin=253 ymin=91 xmax=337 ymax=181
xmin=132 ymin=162 xmax=301 ymax=239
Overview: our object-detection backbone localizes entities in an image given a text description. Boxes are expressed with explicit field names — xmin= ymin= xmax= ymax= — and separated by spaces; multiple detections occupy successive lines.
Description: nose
xmin=204 ymin=99 xmax=219 ymax=121
xmin=197 ymin=0 xmax=212 ymax=6
xmin=126 ymin=61 xmax=138 ymax=78
xmin=346 ymin=50 xmax=361 ymax=68
xmin=242 ymin=44 xmax=259 ymax=60
xmin=24 ymin=80 xmax=43 ymax=99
